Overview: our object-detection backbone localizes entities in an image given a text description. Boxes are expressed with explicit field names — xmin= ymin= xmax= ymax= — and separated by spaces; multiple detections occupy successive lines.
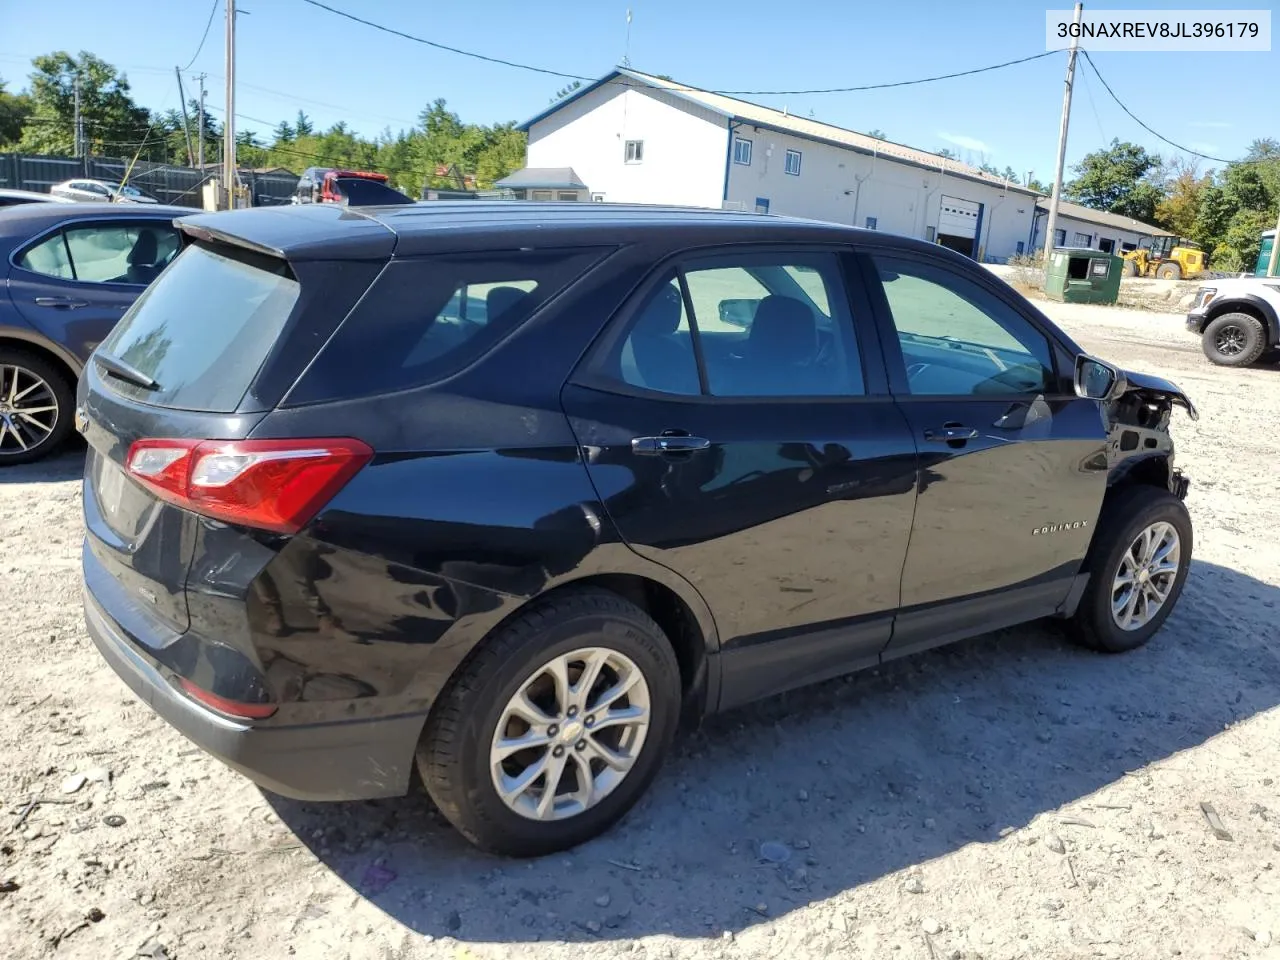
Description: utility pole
xmin=1042 ymin=1 xmax=1083 ymax=256
xmin=223 ymin=0 xmax=237 ymax=209
xmin=175 ymin=68 xmax=196 ymax=167
xmin=196 ymin=73 xmax=207 ymax=170
xmin=72 ymin=75 xmax=82 ymax=160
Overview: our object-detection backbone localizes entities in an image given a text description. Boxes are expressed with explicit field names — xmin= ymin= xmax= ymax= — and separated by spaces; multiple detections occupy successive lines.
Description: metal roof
xmin=519 ymin=68 xmax=1039 ymax=197
xmin=493 ymin=167 xmax=588 ymax=190
xmin=1033 ymin=198 xmax=1165 ymax=235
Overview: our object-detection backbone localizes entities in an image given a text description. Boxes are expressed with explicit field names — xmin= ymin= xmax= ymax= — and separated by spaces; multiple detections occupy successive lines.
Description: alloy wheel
xmin=490 ymin=647 xmax=651 ymax=821
xmin=1214 ymin=324 xmax=1246 ymax=356
xmin=1111 ymin=521 xmax=1180 ymax=631
xmin=0 ymin=364 xmax=60 ymax=457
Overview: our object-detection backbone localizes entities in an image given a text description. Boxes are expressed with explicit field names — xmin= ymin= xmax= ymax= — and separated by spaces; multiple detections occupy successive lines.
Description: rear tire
xmin=1121 ymin=260 xmax=1138 ymax=278
xmin=1201 ymin=312 xmax=1266 ymax=367
xmin=1156 ymin=263 xmax=1182 ymax=280
xmin=1067 ymin=487 xmax=1192 ymax=653
xmin=417 ymin=588 xmax=682 ymax=857
xmin=0 ymin=349 xmax=75 ymax=466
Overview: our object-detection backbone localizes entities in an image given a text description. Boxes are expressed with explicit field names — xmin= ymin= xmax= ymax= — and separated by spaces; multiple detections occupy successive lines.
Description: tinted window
xmin=618 ymin=276 xmax=700 ymax=395
xmin=684 ymin=254 xmax=862 ymax=397
xmin=874 ymin=256 xmax=1054 ymax=396
xmin=333 ymin=177 xmax=410 ymax=205
xmin=287 ymin=248 xmax=608 ymax=405
xmin=96 ymin=243 xmax=300 ymax=412
xmin=606 ymin=252 xmax=864 ymax=399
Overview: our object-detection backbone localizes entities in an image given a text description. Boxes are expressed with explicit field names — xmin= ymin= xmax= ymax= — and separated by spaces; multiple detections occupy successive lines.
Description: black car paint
xmin=0 ymin=203 xmax=191 ymax=374
xmin=80 ymin=203 xmax=1192 ymax=801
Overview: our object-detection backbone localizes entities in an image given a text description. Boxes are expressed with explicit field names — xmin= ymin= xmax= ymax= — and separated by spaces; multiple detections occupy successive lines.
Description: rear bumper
xmin=84 ymin=589 xmax=425 ymax=801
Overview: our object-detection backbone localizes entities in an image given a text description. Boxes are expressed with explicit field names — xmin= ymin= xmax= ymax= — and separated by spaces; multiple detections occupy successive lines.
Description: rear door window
xmin=286 ymin=248 xmax=608 ymax=405
xmin=95 ymin=243 xmax=300 ymax=412
xmin=16 ymin=221 xmax=182 ymax=285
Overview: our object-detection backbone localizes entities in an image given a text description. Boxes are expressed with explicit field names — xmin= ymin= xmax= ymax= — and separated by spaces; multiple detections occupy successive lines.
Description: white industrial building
xmin=517 ymin=68 xmax=1041 ymax=262
xmin=1030 ymin=199 xmax=1164 ymax=254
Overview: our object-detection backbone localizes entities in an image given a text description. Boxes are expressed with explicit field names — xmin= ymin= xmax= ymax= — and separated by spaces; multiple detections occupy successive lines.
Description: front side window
xmin=610 ymin=252 xmax=864 ymax=399
xmin=17 ymin=222 xmax=180 ymax=285
xmin=624 ymin=140 xmax=644 ymax=163
xmin=784 ymin=149 xmax=802 ymax=176
xmin=733 ymin=137 xmax=752 ymax=165
xmin=874 ymin=255 xmax=1055 ymax=397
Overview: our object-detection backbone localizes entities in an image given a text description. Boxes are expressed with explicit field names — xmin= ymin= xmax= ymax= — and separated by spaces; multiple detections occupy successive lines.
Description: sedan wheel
xmin=490 ymin=647 xmax=651 ymax=822
xmin=0 ymin=356 xmax=73 ymax=464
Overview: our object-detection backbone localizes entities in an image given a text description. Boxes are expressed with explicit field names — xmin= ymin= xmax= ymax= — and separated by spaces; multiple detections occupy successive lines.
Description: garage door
xmin=939 ymin=196 xmax=980 ymax=239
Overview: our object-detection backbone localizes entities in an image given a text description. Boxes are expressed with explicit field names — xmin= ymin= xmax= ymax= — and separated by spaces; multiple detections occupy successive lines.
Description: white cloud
xmin=1189 ymin=142 xmax=1220 ymax=154
xmin=938 ymin=132 xmax=991 ymax=154
xmin=1187 ymin=121 xmax=1232 ymax=129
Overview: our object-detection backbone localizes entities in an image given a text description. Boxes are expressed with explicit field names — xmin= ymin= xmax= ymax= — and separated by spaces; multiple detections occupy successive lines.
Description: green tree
xmin=936 ymin=147 xmax=956 ymax=160
xmin=272 ymin=120 xmax=294 ymax=143
xmin=550 ymin=81 xmax=582 ymax=104
xmin=475 ymin=122 xmax=527 ymax=188
xmin=866 ymin=128 xmax=886 ymax=140
xmin=0 ymin=77 xmax=33 ymax=147
xmin=1065 ymin=138 xmax=1164 ymax=222
xmin=294 ymin=110 xmax=314 ymax=137
xmin=18 ymin=51 xmax=151 ymax=157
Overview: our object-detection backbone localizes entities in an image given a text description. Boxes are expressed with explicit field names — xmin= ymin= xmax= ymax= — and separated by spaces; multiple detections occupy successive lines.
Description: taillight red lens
xmin=126 ymin=437 xmax=372 ymax=534
xmin=179 ymin=678 xmax=277 ymax=720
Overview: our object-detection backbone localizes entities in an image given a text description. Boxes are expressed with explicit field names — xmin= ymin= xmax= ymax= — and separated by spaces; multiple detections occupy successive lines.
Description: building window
xmin=624 ymin=140 xmax=644 ymax=164
xmin=784 ymin=149 xmax=802 ymax=176
xmin=530 ymin=190 xmax=553 ymax=201
xmin=925 ymin=226 xmax=936 ymax=242
xmin=733 ymin=137 xmax=752 ymax=165
xmin=754 ymin=197 xmax=770 ymax=214
xmin=557 ymin=191 xmax=579 ymax=201
xmin=1016 ymin=241 xmax=1025 ymax=256
xmin=591 ymin=193 xmax=605 ymax=202
xmin=1053 ymin=228 xmax=1066 ymax=247
xmin=1098 ymin=237 xmax=1115 ymax=253
xmin=864 ymin=216 xmax=877 ymax=230
xmin=1073 ymin=232 xmax=1093 ymax=247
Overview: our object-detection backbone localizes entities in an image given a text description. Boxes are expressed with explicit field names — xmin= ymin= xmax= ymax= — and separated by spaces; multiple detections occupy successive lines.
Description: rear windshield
xmin=96 ymin=243 xmax=300 ymax=412
xmin=286 ymin=247 xmax=607 ymax=405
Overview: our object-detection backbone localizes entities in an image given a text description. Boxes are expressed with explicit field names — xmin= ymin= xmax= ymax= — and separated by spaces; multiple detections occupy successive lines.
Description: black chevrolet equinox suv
xmin=80 ymin=202 xmax=1197 ymax=856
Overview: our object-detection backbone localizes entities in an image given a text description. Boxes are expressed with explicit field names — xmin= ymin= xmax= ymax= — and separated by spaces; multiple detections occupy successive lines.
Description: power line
xmin=712 ymin=50 xmax=1060 ymax=96
xmin=180 ymin=0 xmax=221 ymax=72
xmin=296 ymin=0 xmax=592 ymax=81
xmin=1080 ymin=50 xmax=1240 ymax=165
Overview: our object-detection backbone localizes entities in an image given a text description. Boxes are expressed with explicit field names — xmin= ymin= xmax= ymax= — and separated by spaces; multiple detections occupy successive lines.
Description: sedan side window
xmin=64 ymin=223 xmax=181 ymax=284
xmin=16 ymin=233 xmax=75 ymax=280
xmin=874 ymin=256 xmax=1055 ymax=397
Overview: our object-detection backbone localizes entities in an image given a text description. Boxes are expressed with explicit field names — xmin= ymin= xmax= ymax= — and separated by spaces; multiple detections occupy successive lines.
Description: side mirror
xmin=1074 ymin=354 xmax=1124 ymax=401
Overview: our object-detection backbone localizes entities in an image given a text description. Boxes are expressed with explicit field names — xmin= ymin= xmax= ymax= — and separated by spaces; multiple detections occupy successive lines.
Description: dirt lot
xmin=2 ymin=300 xmax=1279 ymax=960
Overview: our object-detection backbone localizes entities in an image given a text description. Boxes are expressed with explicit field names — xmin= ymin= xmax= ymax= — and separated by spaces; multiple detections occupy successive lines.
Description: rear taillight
xmin=126 ymin=437 xmax=372 ymax=534
xmin=179 ymin=678 xmax=277 ymax=720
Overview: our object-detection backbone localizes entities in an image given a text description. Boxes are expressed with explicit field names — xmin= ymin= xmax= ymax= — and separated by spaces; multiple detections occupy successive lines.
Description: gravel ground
xmin=2 ymin=301 xmax=1279 ymax=960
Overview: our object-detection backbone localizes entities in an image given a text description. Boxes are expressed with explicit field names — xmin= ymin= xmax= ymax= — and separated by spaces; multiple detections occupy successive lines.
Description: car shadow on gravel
xmin=266 ymin=558 xmax=1280 ymax=944
xmin=0 ymin=446 xmax=84 ymax=484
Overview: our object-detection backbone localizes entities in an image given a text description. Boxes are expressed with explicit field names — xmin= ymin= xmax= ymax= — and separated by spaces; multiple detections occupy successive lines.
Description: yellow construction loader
xmin=1121 ymin=236 xmax=1207 ymax=280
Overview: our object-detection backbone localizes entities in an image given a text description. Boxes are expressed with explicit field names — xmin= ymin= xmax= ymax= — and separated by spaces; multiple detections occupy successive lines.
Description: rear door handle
xmin=923 ymin=424 xmax=979 ymax=443
xmin=631 ymin=435 xmax=711 ymax=456
xmin=34 ymin=296 xmax=89 ymax=309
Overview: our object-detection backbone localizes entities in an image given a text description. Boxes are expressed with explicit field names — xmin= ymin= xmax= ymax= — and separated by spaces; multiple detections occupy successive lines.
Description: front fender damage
xmin=1104 ymin=368 xmax=1196 ymax=500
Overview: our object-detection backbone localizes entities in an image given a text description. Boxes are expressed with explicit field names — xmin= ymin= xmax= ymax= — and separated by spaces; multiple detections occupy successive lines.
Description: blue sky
xmin=1 ymin=0 xmax=1274 ymax=179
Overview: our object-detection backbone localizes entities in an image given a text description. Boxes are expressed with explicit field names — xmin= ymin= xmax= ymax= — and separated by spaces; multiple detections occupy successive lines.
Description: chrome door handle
xmin=34 ymin=296 xmax=89 ymax=309
xmin=923 ymin=425 xmax=979 ymax=442
xmin=631 ymin=435 xmax=711 ymax=456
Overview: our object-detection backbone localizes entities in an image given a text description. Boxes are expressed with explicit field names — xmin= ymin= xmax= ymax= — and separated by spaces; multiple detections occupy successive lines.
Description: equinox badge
xmin=1032 ymin=521 xmax=1090 ymax=536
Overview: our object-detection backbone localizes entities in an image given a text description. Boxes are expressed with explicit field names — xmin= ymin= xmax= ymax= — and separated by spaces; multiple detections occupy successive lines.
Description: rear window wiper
xmin=94 ymin=352 xmax=160 ymax=391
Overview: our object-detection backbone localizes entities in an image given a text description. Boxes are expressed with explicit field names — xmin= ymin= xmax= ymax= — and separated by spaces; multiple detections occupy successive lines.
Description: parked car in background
xmin=79 ymin=202 xmax=1195 ymax=857
xmin=0 ymin=188 xmax=76 ymax=207
xmin=290 ymin=167 xmax=410 ymax=205
xmin=1186 ymin=276 xmax=1280 ymax=367
xmin=50 ymin=179 xmax=160 ymax=204
xmin=0 ymin=202 xmax=186 ymax=463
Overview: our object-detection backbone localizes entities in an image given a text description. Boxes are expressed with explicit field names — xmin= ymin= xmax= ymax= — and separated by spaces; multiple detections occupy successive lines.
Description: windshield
xmin=118 ymin=184 xmax=144 ymax=197
xmin=333 ymin=178 xmax=411 ymax=205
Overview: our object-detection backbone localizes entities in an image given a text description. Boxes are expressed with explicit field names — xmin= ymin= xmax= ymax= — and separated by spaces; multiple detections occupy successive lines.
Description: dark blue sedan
xmin=0 ymin=202 xmax=188 ymax=463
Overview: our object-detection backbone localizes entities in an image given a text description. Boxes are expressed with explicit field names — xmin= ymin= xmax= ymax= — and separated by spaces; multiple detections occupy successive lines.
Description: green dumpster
xmin=1043 ymin=247 xmax=1123 ymax=304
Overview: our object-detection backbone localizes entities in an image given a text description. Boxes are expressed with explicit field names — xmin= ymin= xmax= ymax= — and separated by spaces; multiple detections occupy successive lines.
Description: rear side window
xmin=287 ymin=248 xmax=607 ymax=405
xmin=96 ymin=243 xmax=299 ymax=412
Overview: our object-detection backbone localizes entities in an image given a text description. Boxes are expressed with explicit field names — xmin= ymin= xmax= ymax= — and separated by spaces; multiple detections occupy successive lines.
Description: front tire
xmin=418 ymin=588 xmax=682 ymax=856
xmin=1156 ymin=262 xmax=1182 ymax=280
xmin=1068 ymin=487 xmax=1192 ymax=653
xmin=1201 ymin=312 xmax=1266 ymax=367
xmin=0 ymin=349 xmax=75 ymax=466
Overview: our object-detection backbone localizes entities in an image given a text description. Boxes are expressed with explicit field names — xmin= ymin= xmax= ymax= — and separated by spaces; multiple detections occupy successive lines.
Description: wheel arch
xmin=0 ymin=327 xmax=84 ymax=383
